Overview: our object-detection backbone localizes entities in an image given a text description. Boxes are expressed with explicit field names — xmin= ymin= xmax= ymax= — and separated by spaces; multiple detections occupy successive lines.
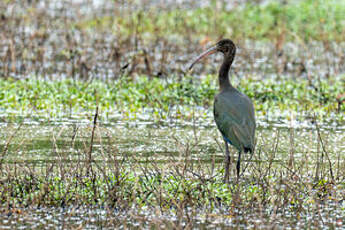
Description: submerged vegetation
xmin=0 ymin=0 xmax=344 ymax=228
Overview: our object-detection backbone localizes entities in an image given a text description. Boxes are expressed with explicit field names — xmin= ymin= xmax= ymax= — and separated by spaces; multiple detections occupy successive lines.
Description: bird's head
xmin=188 ymin=39 xmax=236 ymax=71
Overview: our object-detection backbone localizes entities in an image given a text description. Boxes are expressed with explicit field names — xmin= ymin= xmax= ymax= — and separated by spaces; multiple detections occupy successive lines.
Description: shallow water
xmin=0 ymin=195 xmax=345 ymax=229
xmin=1 ymin=111 xmax=344 ymax=166
xmin=1 ymin=113 xmax=344 ymax=163
xmin=0 ymin=113 xmax=345 ymax=228
xmin=0 ymin=0 xmax=344 ymax=227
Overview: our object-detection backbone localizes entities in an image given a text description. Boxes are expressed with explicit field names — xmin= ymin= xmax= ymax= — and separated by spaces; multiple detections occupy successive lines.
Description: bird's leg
xmin=224 ymin=141 xmax=231 ymax=183
xmin=236 ymin=151 xmax=241 ymax=180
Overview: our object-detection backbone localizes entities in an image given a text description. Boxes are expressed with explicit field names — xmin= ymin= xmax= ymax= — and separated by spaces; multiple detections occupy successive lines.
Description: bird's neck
xmin=218 ymin=55 xmax=234 ymax=90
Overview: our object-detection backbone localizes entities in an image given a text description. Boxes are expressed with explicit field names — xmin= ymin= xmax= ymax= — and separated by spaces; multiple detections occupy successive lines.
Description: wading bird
xmin=189 ymin=39 xmax=255 ymax=182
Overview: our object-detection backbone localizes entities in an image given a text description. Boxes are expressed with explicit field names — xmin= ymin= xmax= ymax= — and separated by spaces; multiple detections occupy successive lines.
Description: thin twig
xmin=88 ymin=106 xmax=99 ymax=175
xmin=0 ymin=123 xmax=23 ymax=171
xmin=313 ymin=113 xmax=334 ymax=181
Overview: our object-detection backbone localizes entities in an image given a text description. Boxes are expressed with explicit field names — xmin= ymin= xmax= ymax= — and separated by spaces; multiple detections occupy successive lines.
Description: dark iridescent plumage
xmin=189 ymin=39 xmax=256 ymax=182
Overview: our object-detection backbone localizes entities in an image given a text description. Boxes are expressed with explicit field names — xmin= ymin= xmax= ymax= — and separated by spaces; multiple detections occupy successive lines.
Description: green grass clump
xmin=0 ymin=75 xmax=343 ymax=122
xmin=0 ymin=167 xmax=339 ymax=210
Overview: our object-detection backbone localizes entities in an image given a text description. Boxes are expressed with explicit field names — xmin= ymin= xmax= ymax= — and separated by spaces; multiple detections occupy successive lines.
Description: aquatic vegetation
xmin=0 ymin=75 xmax=343 ymax=123
xmin=0 ymin=0 xmax=344 ymax=228
xmin=0 ymin=121 xmax=344 ymax=228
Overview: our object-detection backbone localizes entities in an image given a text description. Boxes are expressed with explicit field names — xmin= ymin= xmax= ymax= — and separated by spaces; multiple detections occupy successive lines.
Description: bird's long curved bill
xmin=188 ymin=46 xmax=217 ymax=71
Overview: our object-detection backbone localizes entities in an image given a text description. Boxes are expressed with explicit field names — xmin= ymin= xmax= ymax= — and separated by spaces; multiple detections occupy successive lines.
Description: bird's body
xmin=214 ymin=87 xmax=255 ymax=153
xmin=189 ymin=39 xmax=256 ymax=182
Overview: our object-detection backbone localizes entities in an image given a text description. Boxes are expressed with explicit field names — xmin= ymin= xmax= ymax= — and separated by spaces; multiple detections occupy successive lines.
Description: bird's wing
xmin=216 ymin=113 xmax=254 ymax=151
xmin=214 ymin=93 xmax=255 ymax=152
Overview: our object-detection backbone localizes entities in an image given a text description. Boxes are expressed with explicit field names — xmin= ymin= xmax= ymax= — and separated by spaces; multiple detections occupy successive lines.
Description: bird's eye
xmin=223 ymin=46 xmax=229 ymax=53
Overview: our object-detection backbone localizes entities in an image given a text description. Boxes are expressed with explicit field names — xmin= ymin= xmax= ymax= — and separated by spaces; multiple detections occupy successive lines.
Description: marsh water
xmin=1 ymin=110 xmax=344 ymax=164
xmin=1 ymin=111 xmax=345 ymax=229
xmin=1 ymin=0 xmax=345 ymax=228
